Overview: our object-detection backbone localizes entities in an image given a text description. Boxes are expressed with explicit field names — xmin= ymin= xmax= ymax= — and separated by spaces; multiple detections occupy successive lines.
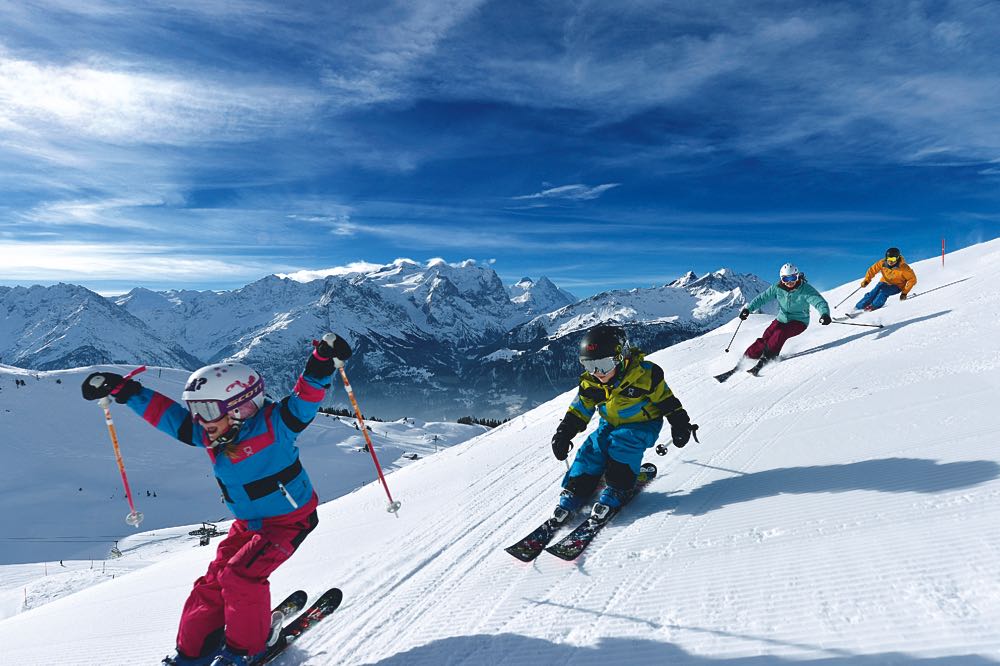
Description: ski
xmin=545 ymin=463 xmax=657 ymax=562
xmin=258 ymin=587 xmax=343 ymax=664
xmin=504 ymin=518 xmax=563 ymax=562
xmin=714 ymin=366 xmax=741 ymax=383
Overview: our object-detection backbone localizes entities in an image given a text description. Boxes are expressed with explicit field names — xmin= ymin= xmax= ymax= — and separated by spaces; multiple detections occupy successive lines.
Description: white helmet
xmin=779 ymin=262 xmax=800 ymax=278
xmin=182 ymin=363 xmax=265 ymax=424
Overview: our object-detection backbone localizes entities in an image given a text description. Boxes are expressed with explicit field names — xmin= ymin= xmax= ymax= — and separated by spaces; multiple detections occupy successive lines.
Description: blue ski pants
xmin=856 ymin=282 xmax=901 ymax=310
xmin=564 ymin=418 xmax=662 ymax=486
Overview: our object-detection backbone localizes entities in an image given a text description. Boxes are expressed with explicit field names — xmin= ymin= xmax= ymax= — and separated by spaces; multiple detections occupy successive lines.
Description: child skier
xmin=855 ymin=247 xmax=917 ymax=311
xmin=737 ymin=263 xmax=831 ymax=374
xmin=81 ymin=334 xmax=352 ymax=666
xmin=550 ymin=325 xmax=694 ymax=521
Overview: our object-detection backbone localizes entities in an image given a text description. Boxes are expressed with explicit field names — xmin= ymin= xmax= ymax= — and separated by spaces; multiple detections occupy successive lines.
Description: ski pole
xmin=724 ymin=318 xmax=744 ymax=353
xmin=832 ymin=320 xmax=883 ymax=329
xmin=834 ymin=286 xmax=863 ymax=309
xmin=338 ymin=367 xmax=402 ymax=515
xmin=91 ymin=366 xmax=147 ymax=528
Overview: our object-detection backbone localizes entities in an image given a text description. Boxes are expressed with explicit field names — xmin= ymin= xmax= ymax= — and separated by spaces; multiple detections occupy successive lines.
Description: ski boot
xmin=592 ymin=486 xmax=629 ymax=521
xmin=209 ymin=646 xmax=265 ymax=666
xmin=162 ymin=652 xmax=216 ymax=666
xmin=552 ymin=489 xmax=583 ymax=524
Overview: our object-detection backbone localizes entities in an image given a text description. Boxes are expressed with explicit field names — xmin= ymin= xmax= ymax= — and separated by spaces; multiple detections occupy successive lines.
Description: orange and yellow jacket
xmin=862 ymin=256 xmax=917 ymax=295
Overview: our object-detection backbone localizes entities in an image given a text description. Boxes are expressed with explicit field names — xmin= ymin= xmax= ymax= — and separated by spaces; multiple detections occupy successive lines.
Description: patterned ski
xmin=545 ymin=463 xmax=657 ymax=561
xmin=258 ymin=587 xmax=344 ymax=664
xmin=505 ymin=518 xmax=563 ymax=562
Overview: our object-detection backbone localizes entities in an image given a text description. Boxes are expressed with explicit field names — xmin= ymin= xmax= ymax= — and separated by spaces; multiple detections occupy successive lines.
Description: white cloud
xmin=277 ymin=261 xmax=386 ymax=282
xmin=512 ymin=183 xmax=621 ymax=202
xmin=0 ymin=48 xmax=320 ymax=147
xmin=0 ymin=241 xmax=274 ymax=282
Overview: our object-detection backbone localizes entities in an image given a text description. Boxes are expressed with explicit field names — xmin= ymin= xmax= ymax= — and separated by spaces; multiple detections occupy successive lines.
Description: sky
xmin=1 ymin=0 xmax=999 ymax=297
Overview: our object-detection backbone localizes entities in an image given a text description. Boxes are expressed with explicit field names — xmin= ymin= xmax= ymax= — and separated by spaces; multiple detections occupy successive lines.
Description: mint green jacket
xmin=746 ymin=281 xmax=830 ymax=325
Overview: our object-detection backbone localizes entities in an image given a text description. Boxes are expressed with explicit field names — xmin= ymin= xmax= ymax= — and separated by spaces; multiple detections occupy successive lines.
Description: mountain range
xmin=0 ymin=261 xmax=768 ymax=418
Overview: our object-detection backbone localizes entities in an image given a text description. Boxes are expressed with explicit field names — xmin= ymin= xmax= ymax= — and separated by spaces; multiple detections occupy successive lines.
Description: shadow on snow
xmin=785 ymin=310 xmax=951 ymax=360
xmin=635 ymin=457 xmax=1000 ymax=517
xmin=363 ymin=632 xmax=998 ymax=665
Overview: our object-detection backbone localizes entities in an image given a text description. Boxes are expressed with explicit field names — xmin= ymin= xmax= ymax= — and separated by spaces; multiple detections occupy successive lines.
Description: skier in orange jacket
xmin=855 ymin=247 xmax=917 ymax=311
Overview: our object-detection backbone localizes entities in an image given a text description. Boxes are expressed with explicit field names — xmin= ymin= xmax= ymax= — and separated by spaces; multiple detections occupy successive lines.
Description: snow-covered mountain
xmin=0 ymin=364 xmax=487 ymax=566
xmin=1 ymin=240 xmax=997 ymax=665
xmin=468 ymin=269 xmax=769 ymax=415
xmin=0 ymin=284 xmax=201 ymax=370
xmin=4 ymin=260 xmax=765 ymax=419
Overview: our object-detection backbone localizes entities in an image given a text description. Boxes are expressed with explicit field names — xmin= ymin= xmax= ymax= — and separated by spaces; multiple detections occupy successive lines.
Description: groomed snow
xmin=1 ymin=240 xmax=999 ymax=665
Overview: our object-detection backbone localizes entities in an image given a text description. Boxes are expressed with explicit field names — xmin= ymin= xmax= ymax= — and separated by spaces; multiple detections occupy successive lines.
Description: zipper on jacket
xmin=278 ymin=482 xmax=299 ymax=509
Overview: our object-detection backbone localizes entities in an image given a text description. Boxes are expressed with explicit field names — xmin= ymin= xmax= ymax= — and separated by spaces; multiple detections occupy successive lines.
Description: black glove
xmin=819 ymin=313 xmax=831 ymax=325
xmin=551 ymin=412 xmax=586 ymax=461
xmin=81 ymin=372 xmax=142 ymax=404
xmin=739 ymin=308 xmax=750 ymax=321
xmin=551 ymin=431 xmax=573 ymax=461
xmin=667 ymin=409 xmax=692 ymax=448
xmin=305 ymin=333 xmax=353 ymax=378
xmin=899 ymin=293 xmax=908 ymax=301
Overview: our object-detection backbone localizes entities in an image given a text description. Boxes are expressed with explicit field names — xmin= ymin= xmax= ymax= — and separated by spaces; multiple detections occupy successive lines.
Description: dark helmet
xmin=885 ymin=247 xmax=901 ymax=266
xmin=579 ymin=325 xmax=628 ymax=375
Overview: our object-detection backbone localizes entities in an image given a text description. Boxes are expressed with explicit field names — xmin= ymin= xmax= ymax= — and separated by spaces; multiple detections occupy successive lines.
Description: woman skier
xmin=81 ymin=333 xmax=351 ymax=666
xmin=736 ymin=262 xmax=831 ymax=375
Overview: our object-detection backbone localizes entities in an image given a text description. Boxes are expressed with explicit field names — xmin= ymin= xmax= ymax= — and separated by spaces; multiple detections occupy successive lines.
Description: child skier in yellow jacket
xmin=550 ymin=325 xmax=694 ymax=520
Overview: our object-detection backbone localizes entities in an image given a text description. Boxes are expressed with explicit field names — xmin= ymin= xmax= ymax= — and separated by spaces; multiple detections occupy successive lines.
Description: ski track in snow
xmin=2 ymin=243 xmax=1000 ymax=664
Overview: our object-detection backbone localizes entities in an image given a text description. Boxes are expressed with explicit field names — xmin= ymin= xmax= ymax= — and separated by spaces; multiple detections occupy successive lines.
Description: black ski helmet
xmin=885 ymin=247 xmax=901 ymax=259
xmin=579 ymin=324 xmax=627 ymax=362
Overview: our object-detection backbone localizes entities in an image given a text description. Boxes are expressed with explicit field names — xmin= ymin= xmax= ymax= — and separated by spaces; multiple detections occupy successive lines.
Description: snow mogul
xmin=81 ymin=333 xmax=351 ymax=666
xmin=550 ymin=324 xmax=695 ymax=521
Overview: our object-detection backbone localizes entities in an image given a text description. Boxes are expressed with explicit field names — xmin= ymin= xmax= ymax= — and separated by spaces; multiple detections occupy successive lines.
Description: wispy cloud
xmin=512 ymin=183 xmax=621 ymax=203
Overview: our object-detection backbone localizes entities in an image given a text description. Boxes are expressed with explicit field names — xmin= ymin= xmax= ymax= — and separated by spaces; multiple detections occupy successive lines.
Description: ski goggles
xmin=187 ymin=383 xmax=264 ymax=423
xmin=885 ymin=256 xmax=900 ymax=265
xmin=580 ymin=356 xmax=618 ymax=375
xmin=780 ymin=274 xmax=800 ymax=283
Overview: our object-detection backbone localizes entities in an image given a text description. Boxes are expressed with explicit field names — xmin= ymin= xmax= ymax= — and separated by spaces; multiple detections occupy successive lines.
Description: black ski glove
xmin=667 ymin=409 xmax=692 ymax=448
xmin=739 ymin=308 xmax=750 ymax=321
xmin=305 ymin=333 xmax=353 ymax=378
xmin=81 ymin=372 xmax=142 ymax=404
xmin=899 ymin=293 xmax=908 ymax=301
xmin=551 ymin=412 xmax=586 ymax=461
xmin=819 ymin=313 xmax=831 ymax=325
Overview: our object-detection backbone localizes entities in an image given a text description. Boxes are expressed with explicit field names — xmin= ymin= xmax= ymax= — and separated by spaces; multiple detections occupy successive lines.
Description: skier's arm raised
xmin=81 ymin=371 xmax=200 ymax=446
xmin=274 ymin=333 xmax=353 ymax=440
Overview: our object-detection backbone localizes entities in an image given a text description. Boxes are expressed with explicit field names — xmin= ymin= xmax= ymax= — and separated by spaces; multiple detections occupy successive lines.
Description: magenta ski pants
xmin=176 ymin=498 xmax=318 ymax=659
xmin=744 ymin=319 xmax=807 ymax=360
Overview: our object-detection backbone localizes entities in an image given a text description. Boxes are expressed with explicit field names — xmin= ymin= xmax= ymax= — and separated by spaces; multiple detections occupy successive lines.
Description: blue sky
xmin=1 ymin=1 xmax=998 ymax=297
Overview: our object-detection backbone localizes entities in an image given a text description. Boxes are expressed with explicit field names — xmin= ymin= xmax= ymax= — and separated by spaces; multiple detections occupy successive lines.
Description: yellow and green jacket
xmin=564 ymin=352 xmax=685 ymax=430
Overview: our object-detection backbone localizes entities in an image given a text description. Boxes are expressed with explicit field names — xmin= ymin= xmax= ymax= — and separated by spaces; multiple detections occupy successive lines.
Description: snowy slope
xmin=0 ymin=365 xmax=486 ymax=566
xmin=1 ymin=241 xmax=999 ymax=664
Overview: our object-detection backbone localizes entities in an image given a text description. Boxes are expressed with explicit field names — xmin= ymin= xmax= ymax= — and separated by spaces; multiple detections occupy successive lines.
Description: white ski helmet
xmin=779 ymin=262 xmax=800 ymax=278
xmin=181 ymin=362 xmax=265 ymax=424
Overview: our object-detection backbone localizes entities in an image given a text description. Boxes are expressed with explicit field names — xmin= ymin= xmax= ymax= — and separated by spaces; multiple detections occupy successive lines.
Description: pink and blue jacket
xmin=123 ymin=371 xmax=328 ymax=527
